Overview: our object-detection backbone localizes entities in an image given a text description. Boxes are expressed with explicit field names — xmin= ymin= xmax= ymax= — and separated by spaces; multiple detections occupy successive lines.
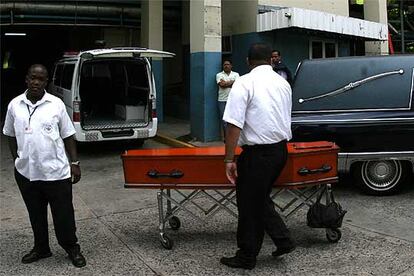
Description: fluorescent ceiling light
xmin=4 ymin=33 xmax=27 ymax=36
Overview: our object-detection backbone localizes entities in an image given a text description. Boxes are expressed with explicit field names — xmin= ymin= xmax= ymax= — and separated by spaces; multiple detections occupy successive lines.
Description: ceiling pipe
xmin=1 ymin=2 xmax=140 ymax=18
xmin=1 ymin=2 xmax=180 ymax=19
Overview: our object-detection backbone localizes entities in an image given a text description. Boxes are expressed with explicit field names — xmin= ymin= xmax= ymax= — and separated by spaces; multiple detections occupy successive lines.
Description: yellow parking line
xmin=153 ymin=133 xmax=196 ymax=148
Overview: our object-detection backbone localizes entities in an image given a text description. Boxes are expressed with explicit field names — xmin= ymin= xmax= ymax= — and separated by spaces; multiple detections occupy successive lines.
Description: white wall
xmin=259 ymin=0 xmax=349 ymax=16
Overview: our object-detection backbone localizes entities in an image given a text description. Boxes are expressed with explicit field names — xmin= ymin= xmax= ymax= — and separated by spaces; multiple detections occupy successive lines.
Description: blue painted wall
xmin=231 ymin=30 xmax=350 ymax=78
xmin=338 ymin=40 xmax=351 ymax=56
xmin=190 ymin=52 xmax=222 ymax=142
xmin=177 ymin=31 xmax=351 ymax=141
xmin=231 ymin=32 xmax=272 ymax=75
xmin=271 ymin=30 xmax=310 ymax=76
xmin=152 ymin=60 xmax=163 ymax=122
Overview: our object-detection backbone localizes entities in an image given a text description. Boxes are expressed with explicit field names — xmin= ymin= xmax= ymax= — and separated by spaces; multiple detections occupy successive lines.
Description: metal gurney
xmin=122 ymin=142 xmax=341 ymax=249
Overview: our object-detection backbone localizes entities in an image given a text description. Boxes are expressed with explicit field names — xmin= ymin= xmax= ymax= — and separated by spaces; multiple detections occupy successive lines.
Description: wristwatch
xmin=71 ymin=161 xmax=80 ymax=166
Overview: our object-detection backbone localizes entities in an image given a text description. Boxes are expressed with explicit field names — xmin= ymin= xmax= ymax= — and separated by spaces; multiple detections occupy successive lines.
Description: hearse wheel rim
xmin=361 ymin=160 xmax=402 ymax=191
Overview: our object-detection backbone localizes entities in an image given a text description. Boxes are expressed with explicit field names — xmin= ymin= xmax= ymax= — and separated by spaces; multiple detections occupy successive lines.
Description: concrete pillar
xmin=141 ymin=0 xmax=165 ymax=121
xmin=190 ymin=0 xmax=222 ymax=142
xmin=364 ymin=0 xmax=389 ymax=55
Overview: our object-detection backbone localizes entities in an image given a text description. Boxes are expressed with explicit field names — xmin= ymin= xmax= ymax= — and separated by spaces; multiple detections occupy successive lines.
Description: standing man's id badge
xmin=24 ymin=126 xmax=33 ymax=134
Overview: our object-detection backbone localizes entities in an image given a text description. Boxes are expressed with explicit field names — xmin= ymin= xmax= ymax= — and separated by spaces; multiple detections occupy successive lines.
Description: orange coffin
xmin=122 ymin=147 xmax=235 ymax=189
xmin=278 ymin=142 xmax=339 ymax=185
xmin=122 ymin=141 xmax=339 ymax=189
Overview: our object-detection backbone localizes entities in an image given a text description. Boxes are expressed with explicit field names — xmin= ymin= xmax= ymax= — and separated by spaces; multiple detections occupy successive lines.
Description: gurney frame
xmin=126 ymin=177 xmax=341 ymax=249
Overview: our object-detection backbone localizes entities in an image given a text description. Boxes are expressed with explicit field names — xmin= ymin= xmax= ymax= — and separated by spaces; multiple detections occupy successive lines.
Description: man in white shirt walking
xmin=3 ymin=64 xmax=86 ymax=268
xmin=216 ymin=60 xmax=239 ymax=140
xmin=221 ymin=44 xmax=295 ymax=270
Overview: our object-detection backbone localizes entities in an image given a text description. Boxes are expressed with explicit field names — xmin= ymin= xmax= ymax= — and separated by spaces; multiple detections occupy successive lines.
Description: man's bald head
xmin=25 ymin=64 xmax=49 ymax=100
xmin=248 ymin=43 xmax=272 ymax=64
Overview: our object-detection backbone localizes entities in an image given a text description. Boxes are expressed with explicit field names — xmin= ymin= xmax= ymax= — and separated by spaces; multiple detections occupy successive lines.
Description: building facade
xmin=1 ymin=0 xmax=392 ymax=141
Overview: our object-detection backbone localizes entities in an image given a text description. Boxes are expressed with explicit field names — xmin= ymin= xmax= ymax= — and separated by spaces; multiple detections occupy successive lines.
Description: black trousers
xmin=15 ymin=169 xmax=79 ymax=253
xmin=235 ymin=141 xmax=293 ymax=260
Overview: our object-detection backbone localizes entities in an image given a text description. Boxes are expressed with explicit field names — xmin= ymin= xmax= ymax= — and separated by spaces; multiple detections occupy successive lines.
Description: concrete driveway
xmin=1 ymin=137 xmax=413 ymax=276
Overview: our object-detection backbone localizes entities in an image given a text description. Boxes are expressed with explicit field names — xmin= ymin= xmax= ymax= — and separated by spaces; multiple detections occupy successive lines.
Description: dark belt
xmin=241 ymin=140 xmax=287 ymax=151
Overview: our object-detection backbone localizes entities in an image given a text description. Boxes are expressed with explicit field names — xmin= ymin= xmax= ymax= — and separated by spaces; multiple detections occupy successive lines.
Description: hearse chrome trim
xmin=338 ymin=151 xmax=414 ymax=174
xmin=293 ymin=107 xmax=412 ymax=114
xmin=292 ymin=117 xmax=414 ymax=124
xmin=298 ymin=69 xmax=404 ymax=104
xmin=410 ymin=68 xmax=414 ymax=109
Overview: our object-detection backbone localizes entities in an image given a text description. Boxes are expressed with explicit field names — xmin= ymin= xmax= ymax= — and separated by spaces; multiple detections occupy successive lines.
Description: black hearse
xmin=291 ymin=55 xmax=414 ymax=195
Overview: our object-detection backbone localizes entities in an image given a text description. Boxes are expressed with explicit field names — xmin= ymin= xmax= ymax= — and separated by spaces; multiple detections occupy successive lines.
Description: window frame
xmin=309 ymin=39 xmax=339 ymax=59
xmin=222 ymin=35 xmax=232 ymax=55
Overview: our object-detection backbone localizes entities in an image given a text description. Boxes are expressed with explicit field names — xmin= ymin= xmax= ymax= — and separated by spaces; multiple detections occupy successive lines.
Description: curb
xmin=153 ymin=133 xmax=196 ymax=148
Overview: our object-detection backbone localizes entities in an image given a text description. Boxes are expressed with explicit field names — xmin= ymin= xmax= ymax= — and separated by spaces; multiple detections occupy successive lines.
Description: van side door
xmin=51 ymin=63 xmax=64 ymax=99
xmin=60 ymin=63 xmax=76 ymax=114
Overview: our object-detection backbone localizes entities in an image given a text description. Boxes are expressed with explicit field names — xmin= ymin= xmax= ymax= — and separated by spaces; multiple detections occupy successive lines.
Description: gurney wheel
xmin=160 ymin=234 xmax=174 ymax=250
xmin=169 ymin=216 xmax=181 ymax=230
xmin=326 ymin=228 xmax=341 ymax=243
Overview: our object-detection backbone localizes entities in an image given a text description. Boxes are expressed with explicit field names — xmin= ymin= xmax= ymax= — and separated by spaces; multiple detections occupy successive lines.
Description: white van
xmin=49 ymin=48 xmax=174 ymax=144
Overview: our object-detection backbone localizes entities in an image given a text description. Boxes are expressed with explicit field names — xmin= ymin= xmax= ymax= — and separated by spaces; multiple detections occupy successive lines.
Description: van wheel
xmin=354 ymin=160 xmax=408 ymax=196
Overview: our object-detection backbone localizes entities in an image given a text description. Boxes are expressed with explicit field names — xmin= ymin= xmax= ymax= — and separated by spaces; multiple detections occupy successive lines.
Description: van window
xmin=54 ymin=64 xmax=64 ymax=86
xmin=61 ymin=64 xmax=75 ymax=90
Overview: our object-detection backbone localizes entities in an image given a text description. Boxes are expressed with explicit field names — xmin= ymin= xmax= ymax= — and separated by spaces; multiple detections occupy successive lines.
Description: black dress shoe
xmin=220 ymin=256 xmax=256 ymax=270
xmin=22 ymin=250 xmax=52 ymax=264
xmin=68 ymin=248 xmax=86 ymax=268
xmin=272 ymin=245 xmax=296 ymax=257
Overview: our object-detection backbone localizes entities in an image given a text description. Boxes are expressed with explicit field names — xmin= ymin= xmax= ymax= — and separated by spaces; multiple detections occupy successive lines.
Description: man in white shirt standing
xmin=221 ymin=44 xmax=295 ymax=269
xmin=3 ymin=64 xmax=86 ymax=268
xmin=216 ymin=60 xmax=239 ymax=141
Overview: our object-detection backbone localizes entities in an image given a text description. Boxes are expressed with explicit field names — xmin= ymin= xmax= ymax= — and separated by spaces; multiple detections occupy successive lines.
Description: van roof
xmin=79 ymin=47 xmax=175 ymax=59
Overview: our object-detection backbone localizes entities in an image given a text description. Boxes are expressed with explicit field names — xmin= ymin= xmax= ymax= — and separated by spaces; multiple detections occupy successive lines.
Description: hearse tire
xmin=353 ymin=160 xmax=409 ymax=196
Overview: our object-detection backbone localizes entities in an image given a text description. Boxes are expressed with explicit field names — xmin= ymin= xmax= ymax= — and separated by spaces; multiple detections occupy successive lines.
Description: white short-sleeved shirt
xmin=223 ymin=65 xmax=292 ymax=146
xmin=3 ymin=91 xmax=76 ymax=181
xmin=216 ymin=71 xmax=240 ymax=102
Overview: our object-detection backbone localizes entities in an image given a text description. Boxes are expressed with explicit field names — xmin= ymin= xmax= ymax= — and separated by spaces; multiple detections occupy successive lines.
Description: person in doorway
xmin=216 ymin=60 xmax=239 ymax=141
xmin=220 ymin=44 xmax=295 ymax=270
xmin=3 ymin=64 xmax=86 ymax=268
xmin=271 ymin=50 xmax=293 ymax=85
